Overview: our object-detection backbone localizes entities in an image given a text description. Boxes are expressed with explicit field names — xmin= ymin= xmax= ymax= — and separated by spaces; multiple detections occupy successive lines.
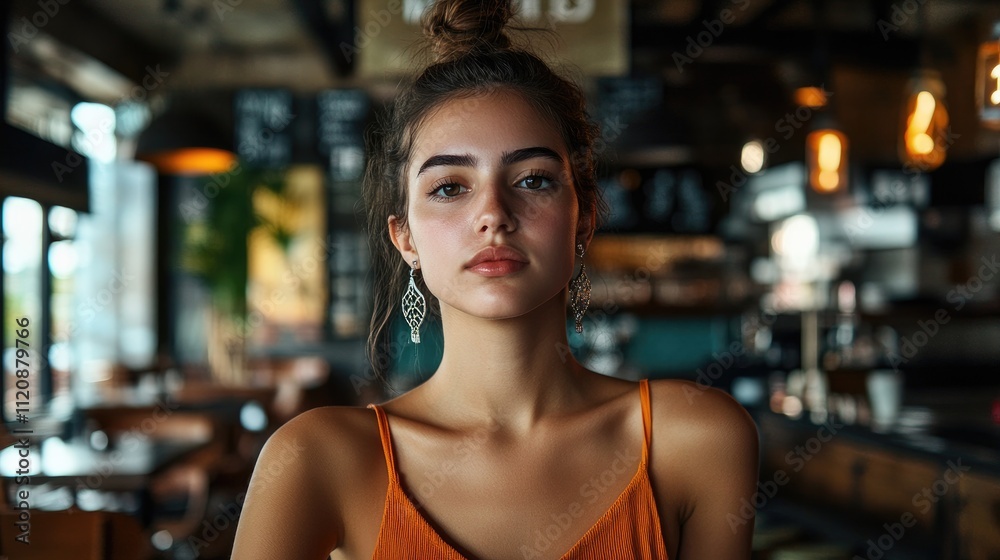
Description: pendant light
xmin=901 ymin=71 xmax=949 ymax=171
xmin=803 ymin=0 xmax=848 ymax=195
xmin=136 ymin=105 xmax=236 ymax=175
xmin=977 ymin=21 xmax=1000 ymax=129
xmin=806 ymin=124 xmax=849 ymax=194
xmin=900 ymin=8 xmax=949 ymax=171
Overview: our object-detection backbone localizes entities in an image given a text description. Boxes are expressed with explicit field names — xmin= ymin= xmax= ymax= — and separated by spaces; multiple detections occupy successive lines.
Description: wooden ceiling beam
xmin=631 ymin=23 xmax=922 ymax=69
xmin=9 ymin=0 xmax=176 ymax=86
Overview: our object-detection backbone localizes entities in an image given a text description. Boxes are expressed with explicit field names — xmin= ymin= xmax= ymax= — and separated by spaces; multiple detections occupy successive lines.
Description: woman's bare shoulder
xmin=232 ymin=405 xmax=385 ymax=559
xmin=264 ymin=405 xmax=387 ymax=490
xmin=645 ymin=378 xmax=759 ymax=460
xmin=645 ymin=378 xmax=760 ymax=511
xmin=645 ymin=378 xmax=757 ymax=436
xmin=278 ymin=404 xmax=381 ymax=444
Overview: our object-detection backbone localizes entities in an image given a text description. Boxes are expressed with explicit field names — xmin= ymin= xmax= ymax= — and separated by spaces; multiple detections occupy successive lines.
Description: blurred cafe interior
xmin=2 ymin=0 xmax=1000 ymax=558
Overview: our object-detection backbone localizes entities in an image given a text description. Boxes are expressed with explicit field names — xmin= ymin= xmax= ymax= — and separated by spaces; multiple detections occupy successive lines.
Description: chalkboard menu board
xmin=593 ymin=76 xmax=663 ymax=132
xmin=601 ymin=168 xmax=713 ymax=234
xmin=317 ymin=89 xmax=369 ymax=183
xmin=234 ymin=89 xmax=294 ymax=168
xmin=317 ymin=90 xmax=370 ymax=339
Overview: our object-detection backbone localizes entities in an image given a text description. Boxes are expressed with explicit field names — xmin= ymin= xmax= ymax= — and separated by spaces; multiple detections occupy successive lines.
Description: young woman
xmin=232 ymin=1 xmax=759 ymax=558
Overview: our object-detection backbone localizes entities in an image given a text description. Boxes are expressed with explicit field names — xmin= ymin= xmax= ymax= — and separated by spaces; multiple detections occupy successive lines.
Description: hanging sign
xmin=349 ymin=0 xmax=627 ymax=78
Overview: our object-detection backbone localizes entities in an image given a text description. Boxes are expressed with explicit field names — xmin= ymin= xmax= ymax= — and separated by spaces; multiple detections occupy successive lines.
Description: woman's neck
xmin=418 ymin=292 xmax=591 ymax=433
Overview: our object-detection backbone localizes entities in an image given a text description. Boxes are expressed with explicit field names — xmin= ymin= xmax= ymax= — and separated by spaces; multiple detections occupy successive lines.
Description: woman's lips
xmin=465 ymin=245 xmax=528 ymax=267
xmin=467 ymin=260 xmax=527 ymax=277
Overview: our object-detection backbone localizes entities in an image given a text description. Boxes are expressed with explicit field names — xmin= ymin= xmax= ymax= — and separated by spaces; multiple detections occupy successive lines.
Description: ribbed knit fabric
xmin=365 ymin=379 xmax=669 ymax=559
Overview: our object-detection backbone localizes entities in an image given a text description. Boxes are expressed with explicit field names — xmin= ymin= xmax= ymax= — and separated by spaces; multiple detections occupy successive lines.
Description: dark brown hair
xmin=362 ymin=0 xmax=607 ymax=382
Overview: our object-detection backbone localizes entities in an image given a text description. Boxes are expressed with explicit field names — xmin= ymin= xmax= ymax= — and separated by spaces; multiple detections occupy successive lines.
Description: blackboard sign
xmin=316 ymin=90 xmax=369 ymax=182
xmin=234 ymin=89 xmax=294 ymax=168
xmin=593 ymin=76 xmax=663 ymax=131
xmin=601 ymin=168 xmax=713 ymax=234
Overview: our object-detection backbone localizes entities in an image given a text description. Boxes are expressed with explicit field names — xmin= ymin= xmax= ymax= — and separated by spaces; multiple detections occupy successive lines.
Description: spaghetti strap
xmin=639 ymin=378 xmax=652 ymax=464
xmin=367 ymin=403 xmax=398 ymax=483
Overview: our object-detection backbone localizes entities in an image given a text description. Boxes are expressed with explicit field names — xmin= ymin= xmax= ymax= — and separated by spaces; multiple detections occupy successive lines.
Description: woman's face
xmin=389 ymin=89 xmax=591 ymax=321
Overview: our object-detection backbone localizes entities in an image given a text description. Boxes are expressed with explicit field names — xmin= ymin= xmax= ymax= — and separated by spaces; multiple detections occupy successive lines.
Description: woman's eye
xmin=518 ymin=175 xmax=554 ymax=190
xmin=430 ymin=183 xmax=465 ymax=198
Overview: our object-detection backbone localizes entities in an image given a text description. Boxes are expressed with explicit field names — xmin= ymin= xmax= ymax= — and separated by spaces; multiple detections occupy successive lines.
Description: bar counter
xmin=752 ymin=389 xmax=1000 ymax=560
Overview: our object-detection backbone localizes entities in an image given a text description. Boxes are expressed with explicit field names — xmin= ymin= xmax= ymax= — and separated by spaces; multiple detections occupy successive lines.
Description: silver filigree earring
xmin=569 ymin=243 xmax=591 ymax=333
xmin=402 ymin=260 xmax=426 ymax=343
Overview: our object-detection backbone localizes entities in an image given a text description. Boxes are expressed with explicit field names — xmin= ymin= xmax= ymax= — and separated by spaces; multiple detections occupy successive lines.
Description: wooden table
xmin=0 ymin=435 xmax=209 ymax=526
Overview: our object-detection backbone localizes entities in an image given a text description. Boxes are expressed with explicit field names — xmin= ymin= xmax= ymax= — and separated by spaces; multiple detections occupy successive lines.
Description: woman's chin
xmin=442 ymin=293 xmax=566 ymax=323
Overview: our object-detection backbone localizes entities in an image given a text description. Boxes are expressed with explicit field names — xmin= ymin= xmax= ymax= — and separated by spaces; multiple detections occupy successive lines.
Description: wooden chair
xmin=80 ymin=408 xmax=219 ymax=554
xmin=0 ymin=509 xmax=150 ymax=559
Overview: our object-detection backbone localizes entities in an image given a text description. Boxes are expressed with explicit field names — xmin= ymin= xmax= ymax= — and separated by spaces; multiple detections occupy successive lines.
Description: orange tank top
xmin=365 ymin=379 xmax=669 ymax=559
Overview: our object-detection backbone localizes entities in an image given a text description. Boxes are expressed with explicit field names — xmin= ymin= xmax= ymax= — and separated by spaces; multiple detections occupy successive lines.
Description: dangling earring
xmin=402 ymin=260 xmax=426 ymax=343
xmin=569 ymin=243 xmax=591 ymax=334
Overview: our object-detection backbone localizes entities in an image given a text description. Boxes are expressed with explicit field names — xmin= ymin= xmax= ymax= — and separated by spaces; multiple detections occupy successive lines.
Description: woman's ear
xmin=576 ymin=205 xmax=597 ymax=252
xmin=388 ymin=215 xmax=418 ymax=266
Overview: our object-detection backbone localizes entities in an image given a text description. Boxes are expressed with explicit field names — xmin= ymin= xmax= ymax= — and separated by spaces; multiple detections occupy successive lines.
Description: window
xmin=2 ymin=198 xmax=75 ymax=420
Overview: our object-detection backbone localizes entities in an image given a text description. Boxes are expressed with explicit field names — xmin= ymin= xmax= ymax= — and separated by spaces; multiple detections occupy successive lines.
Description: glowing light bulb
xmin=977 ymin=23 xmax=1000 ymax=129
xmin=991 ymin=63 xmax=1000 ymax=105
xmin=807 ymin=129 xmax=848 ymax=194
xmin=908 ymin=91 xmax=936 ymax=133
xmin=817 ymin=133 xmax=842 ymax=168
xmin=912 ymin=133 xmax=934 ymax=155
xmin=900 ymin=73 xmax=949 ymax=171
xmin=741 ymin=140 xmax=765 ymax=174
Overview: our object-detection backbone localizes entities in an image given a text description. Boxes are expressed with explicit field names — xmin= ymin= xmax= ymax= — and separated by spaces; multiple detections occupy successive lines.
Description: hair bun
xmin=422 ymin=0 xmax=514 ymax=63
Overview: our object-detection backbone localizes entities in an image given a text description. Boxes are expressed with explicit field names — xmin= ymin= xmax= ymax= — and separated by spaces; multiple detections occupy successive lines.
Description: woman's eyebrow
xmin=416 ymin=154 xmax=476 ymax=177
xmin=415 ymin=146 xmax=564 ymax=177
xmin=501 ymin=146 xmax=564 ymax=167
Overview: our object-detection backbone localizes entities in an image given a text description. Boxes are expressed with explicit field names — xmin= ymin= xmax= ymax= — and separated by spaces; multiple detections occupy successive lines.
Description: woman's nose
xmin=475 ymin=183 xmax=517 ymax=234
